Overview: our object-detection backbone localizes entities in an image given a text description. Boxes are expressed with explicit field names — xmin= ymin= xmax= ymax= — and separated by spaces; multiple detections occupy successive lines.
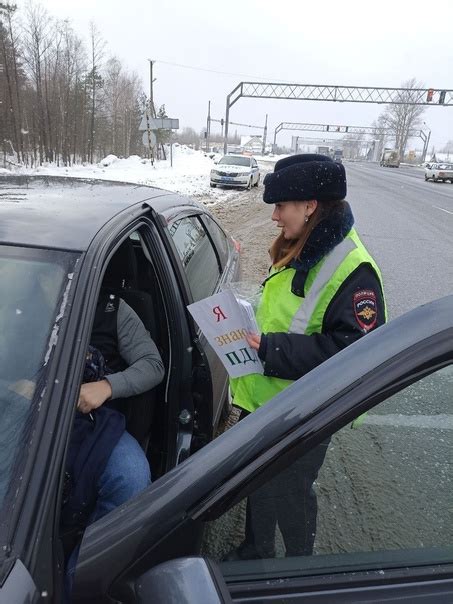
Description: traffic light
xmin=427 ymin=88 xmax=434 ymax=102
xmin=439 ymin=90 xmax=446 ymax=105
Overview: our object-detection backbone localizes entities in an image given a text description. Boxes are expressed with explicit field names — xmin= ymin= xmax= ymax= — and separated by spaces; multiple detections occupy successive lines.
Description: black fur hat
xmin=263 ymin=153 xmax=347 ymax=204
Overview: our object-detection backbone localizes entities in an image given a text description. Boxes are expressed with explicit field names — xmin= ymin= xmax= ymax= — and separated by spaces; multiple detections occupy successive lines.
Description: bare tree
xmin=87 ymin=22 xmax=105 ymax=163
xmin=21 ymin=2 xmax=55 ymax=162
xmin=56 ymin=19 xmax=86 ymax=165
xmin=0 ymin=2 xmax=26 ymax=163
xmin=98 ymin=57 xmax=143 ymax=158
xmin=342 ymin=131 xmax=365 ymax=159
xmin=440 ymin=140 xmax=453 ymax=157
xmin=176 ymin=127 xmax=200 ymax=146
xmin=120 ymin=71 xmax=142 ymax=156
xmin=379 ymin=78 xmax=426 ymax=158
xmin=101 ymin=56 xmax=122 ymax=154
xmin=2 ymin=5 xmax=147 ymax=166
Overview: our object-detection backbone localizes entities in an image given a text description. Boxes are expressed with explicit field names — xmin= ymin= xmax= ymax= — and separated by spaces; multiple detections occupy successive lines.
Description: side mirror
xmin=135 ymin=557 xmax=232 ymax=603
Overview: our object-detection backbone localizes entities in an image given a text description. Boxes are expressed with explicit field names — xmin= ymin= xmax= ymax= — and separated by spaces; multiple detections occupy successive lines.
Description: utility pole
xmin=147 ymin=59 xmax=157 ymax=160
xmin=262 ymin=113 xmax=268 ymax=155
xmin=148 ymin=59 xmax=156 ymax=118
xmin=148 ymin=59 xmax=166 ymax=160
xmin=206 ymin=100 xmax=211 ymax=153
xmin=224 ymin=93 xmax=231 ymax=154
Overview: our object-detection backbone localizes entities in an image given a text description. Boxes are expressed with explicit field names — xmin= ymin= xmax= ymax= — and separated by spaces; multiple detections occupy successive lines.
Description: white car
xmin=210 ymin=154 xmax=260 ymax=189
xmin=424 ymin=163 xmax=453 ymax=183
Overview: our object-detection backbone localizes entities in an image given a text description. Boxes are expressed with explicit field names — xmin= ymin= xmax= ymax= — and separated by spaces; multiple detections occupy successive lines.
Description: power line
xmin=155 ymin=59 xmax=289 ymax=82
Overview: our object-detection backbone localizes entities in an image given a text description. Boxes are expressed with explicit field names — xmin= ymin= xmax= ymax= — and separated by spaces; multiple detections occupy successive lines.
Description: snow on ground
xmin=3 ymin=146 xmax=275 ymax=206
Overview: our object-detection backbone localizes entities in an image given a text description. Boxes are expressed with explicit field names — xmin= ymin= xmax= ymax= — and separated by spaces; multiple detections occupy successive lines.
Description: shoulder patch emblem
xmin=353 ymin=290 xmax=377 ymax=332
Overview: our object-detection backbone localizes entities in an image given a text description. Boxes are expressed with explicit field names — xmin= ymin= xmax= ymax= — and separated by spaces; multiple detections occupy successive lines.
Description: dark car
xmin=1 ymin=173 xmax=240 ymax=446
xmin=0 ymin=174 xmax=241 ymax=590
xmin=1 ymin=176 xmax=453 ymax=603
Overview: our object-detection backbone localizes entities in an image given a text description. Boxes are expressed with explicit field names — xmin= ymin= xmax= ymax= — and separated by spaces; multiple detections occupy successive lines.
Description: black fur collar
xmin=290 ymin=201 xmax=355 ymax=273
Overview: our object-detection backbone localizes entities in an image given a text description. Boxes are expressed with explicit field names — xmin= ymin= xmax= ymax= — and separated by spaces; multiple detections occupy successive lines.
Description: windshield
xmin=438 ymin=164 xmax=453 ymax=170
xmin=0 ymin=246 xmax=78 ymax=521
xmin=219 ymin=156 xmax=251 ymax=167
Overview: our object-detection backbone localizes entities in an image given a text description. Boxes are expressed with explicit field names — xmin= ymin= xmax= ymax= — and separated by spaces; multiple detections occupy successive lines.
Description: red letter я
xmin=213 ymin=305 xmax=227 ymax=322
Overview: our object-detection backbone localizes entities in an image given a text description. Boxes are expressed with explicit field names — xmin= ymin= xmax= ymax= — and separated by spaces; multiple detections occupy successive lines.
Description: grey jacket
xmin=106 ymin=299 xmax=164 ymax=399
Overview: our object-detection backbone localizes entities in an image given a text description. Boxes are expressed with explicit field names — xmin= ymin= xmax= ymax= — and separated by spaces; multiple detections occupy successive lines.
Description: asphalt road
xmin=204 ymin=160 xmax=453 ymax=564
xmin=344 ymin=162 xmax=453 ymax=318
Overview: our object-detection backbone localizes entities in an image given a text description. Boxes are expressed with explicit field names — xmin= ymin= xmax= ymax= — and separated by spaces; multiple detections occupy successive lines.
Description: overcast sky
xmin=29 ymin=0 xmax=453 ymax=150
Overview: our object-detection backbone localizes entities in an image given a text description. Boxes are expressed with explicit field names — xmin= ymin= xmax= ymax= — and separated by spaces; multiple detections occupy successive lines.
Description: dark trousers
xmin=239 ymin=409 xmax=329 ymax=558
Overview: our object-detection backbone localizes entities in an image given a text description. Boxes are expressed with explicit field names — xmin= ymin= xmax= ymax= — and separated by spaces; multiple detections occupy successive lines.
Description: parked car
xmin=425 ymin=163 xmax=453 ymax=183
xmin=210 ymin=155 xmax=260 ymax=189
xmin=0 ymin=177 xmax=452 ymax=602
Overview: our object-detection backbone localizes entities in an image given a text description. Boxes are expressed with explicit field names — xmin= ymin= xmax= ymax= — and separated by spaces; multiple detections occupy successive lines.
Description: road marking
xmin=364 ymin=414 xmax=453 ymax=430
xmin=433 ymin=205 xmax=453 ymax=215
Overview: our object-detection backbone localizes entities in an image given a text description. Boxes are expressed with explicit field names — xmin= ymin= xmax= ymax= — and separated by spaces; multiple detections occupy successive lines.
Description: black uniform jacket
xmin=258 ymin=264 xmax=385 ymax=381
xmin=257 ymin=202 xmax=386 ymax=382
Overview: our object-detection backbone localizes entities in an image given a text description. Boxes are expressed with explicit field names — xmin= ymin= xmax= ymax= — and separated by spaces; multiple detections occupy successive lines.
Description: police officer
xmin=227 ymin=153 xmax=386 ymax=560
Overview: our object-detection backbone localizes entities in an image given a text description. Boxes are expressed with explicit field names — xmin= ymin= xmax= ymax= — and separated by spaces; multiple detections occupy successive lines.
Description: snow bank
xmin=99 ymin=154 xmax=119 ymax=167
xmin=2 ymin=146 xmax=275 ymax=205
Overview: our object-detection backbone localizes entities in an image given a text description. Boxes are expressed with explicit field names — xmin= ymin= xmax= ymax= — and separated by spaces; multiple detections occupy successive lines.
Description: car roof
xmin=222 ymin=154 xmax=252 ymax=159
xmin=0 ymin=175 xmax=203 ymax=252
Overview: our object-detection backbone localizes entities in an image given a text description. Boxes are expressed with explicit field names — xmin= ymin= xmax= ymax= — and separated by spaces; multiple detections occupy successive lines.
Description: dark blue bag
xmin=61 ymin=346 xmax=125 ymax=529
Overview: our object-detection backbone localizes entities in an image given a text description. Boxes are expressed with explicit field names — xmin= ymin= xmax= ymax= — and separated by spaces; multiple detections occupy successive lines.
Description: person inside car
xmin=226 ymin=153 xmax=387 ymax=560
xmin=64 ymin=292 xmax=164 ymax=596
xmin=64 ymin=291 xmax=165 ymax=527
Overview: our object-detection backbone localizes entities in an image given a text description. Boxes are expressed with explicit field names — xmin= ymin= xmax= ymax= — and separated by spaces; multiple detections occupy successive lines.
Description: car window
xmin=201 ymin=364 xmax=453 ymax=578
xmin=0 ymin=247 xmax=78 ymax=521
xmin=218 ymin=156 xmax=251 ymax=167
xmin=201 ymin=214 xmax=232 ymax=269
xmin=169 ymin=215 xmax=221 ymax=301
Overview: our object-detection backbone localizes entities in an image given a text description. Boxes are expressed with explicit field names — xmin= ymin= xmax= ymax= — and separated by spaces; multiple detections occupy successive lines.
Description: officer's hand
xmin=245 ymin=333 xmax=261 ymax=351
xmin=78 ymin=380 xmax=112 ymax=414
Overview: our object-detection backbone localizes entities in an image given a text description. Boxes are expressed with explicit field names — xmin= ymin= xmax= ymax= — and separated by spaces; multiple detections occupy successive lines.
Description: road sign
xmin=149 ymin=117 xmax=179 ymax=130
xmin=139 ymin=116 xmax=179 ymax=131
xmin=142 ymin=131 xmax=157 ymax=147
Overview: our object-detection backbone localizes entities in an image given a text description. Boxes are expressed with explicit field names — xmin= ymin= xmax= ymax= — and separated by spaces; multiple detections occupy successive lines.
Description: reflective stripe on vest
xmin=230 ymin=228 xmax=384 ymax=413
xmin=289 ymin=237 xmax=357 ymax=334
